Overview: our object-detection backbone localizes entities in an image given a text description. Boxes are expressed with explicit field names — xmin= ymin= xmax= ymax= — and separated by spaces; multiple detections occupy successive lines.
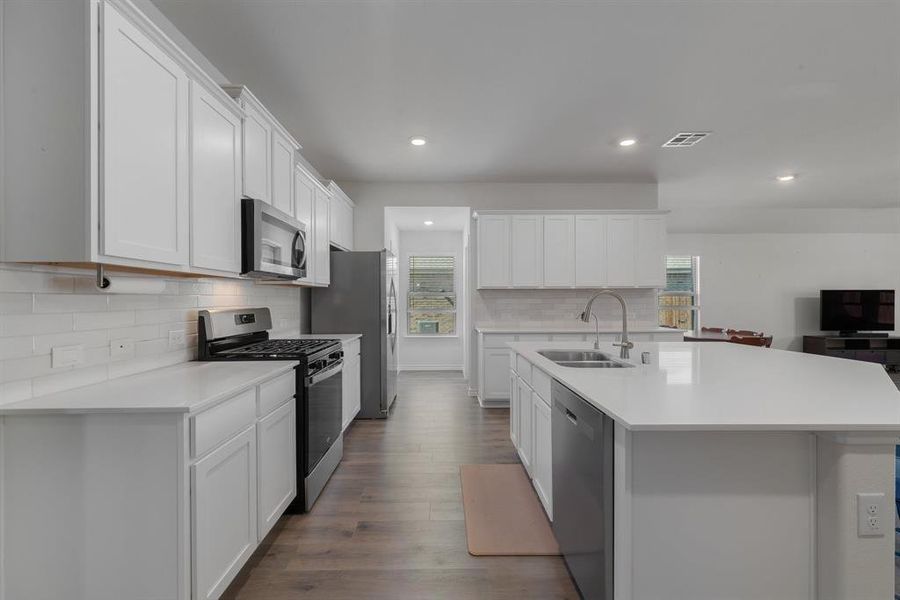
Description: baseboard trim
xmin=398 ymin=364 xmax=464 ymax=371
xmin=466 ymin=386 xmax=478 ymax=397
xmin=478 ymin=397 xmax=510 ymax=409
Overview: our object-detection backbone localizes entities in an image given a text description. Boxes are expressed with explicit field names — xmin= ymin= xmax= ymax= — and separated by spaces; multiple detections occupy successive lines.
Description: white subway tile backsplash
xmin=0 ymin=264 xmax=303 ymax=397
xmin=74 ymin=311 xmax=135 ymax=331
xmin=34 ymin=293 xmax=108 ymax=313
xmin=0 ymin=313 xmax=74 ymax=337
xmin=33 ymin=330 xmax=108 ymax=355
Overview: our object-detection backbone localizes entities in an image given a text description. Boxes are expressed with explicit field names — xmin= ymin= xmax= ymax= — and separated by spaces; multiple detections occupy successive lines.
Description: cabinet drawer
xmin=258 ymin=370 xmax=295 ymax=417
xmin=484 ymin=334 xmax=516 ymax=349
xmin=533 ymin=367 xmax=551 ymax=405
xmin=516 ymin=355 xmax=533 ymax=385
xmin=192 ymin=389 xmax=257 ymax=459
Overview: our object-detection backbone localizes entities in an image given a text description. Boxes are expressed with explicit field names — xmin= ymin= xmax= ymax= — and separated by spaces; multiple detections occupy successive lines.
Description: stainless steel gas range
xmin=198 ymin=307 xmax=342 ymax=512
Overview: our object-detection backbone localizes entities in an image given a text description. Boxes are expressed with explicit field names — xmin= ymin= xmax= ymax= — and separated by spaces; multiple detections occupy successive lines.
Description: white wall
xmin=398 ymin=231 xmax=464 ymax=370
xmin=341 ymin=181 xmax=658 ymax=251
xmin=668 ymin=233 xmax=900 ymax=350
xmin=0 ymin=264 xmax=303 ymax=403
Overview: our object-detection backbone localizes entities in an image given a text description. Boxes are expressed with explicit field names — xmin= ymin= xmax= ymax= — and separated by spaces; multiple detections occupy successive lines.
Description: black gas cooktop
xmin=218 ymin=338 xmax=338 ymax=359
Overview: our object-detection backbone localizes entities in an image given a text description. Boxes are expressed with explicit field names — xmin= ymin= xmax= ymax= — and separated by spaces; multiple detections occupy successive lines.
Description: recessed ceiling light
xmin=410 ymin=136 xmax=427 ymax=146
xmin=618 ymin=138 xmax=637 ymax=147
xmin=776 ymin=174 xmax=796 ymax=182
xmin=424 ymin=221 xmax=434 ymax=226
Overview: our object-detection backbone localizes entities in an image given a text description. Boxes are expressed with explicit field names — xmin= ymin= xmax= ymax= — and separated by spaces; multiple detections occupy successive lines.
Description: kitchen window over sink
xmin=659 ymin=256 xmax=700 ymax=332
xmin=408 ymin=255 xmax=457 ymax=335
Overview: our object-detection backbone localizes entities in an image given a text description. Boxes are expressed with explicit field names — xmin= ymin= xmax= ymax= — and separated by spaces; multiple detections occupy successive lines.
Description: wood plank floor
xmin=223 ymin=371 xmax=579 ymax=599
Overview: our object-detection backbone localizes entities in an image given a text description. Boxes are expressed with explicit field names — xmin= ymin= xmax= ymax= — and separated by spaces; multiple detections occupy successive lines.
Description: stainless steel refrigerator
xmin=311 ymin=250 xmax=398 ymax=418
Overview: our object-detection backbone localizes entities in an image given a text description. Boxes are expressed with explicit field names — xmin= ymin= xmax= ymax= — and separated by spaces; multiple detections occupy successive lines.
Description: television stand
xmin=838 ymin=331 xmax=889 ymax=338
xmin=803 ymin=334 xmax=900 ymax=366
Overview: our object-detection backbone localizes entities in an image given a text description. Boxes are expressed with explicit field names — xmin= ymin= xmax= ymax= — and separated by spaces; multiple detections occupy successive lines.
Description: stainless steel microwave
xmin=241 ymin=198 xmax=307 ymax=280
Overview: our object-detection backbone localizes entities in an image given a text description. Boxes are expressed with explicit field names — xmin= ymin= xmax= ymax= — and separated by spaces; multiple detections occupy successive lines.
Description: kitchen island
xmin=508 ymin=340 xmax=900 ymax=600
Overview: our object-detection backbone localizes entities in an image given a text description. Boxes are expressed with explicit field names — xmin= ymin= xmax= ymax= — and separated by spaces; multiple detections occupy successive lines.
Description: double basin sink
xmin=537 ymin=349 xmax=634 ymax=369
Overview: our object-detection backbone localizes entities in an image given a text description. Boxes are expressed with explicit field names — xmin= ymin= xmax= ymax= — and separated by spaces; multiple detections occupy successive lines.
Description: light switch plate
xmin=857 ymin=492 xmax=886 ymax=537
xmin=110 ymin=339 xmax=135 ymax=361
xmin=52 ymin=344 xmax=85 ymax=368
xmin=168 ymin=330 xmax=186 ymax=350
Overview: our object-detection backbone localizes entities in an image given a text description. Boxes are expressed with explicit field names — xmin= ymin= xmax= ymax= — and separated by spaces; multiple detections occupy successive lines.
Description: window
xmin=407 ymin=255 xmax=456 ymax=335
xmin=658 ymin=256 xmax=700 ymax=331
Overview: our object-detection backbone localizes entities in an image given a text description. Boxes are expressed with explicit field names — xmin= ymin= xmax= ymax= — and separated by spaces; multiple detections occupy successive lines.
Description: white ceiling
xmin=153 ymin=0 xmax=900 ymax=210
xmin=385 ymin=206 xmax=471 ymax=232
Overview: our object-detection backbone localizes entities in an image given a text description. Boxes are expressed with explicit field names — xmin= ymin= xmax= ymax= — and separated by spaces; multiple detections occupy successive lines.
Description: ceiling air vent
xmin=662 ymin=132 xmax=710 ymax=148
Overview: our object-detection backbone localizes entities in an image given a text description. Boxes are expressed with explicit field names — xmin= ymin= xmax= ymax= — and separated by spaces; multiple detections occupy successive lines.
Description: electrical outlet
xmin=110 ymin=339 xmax=135 ymax=361
xmin=51 ymin=344 xmax=85 ymax=368
xmin=168 ymin=329 xmax=186 ymax=350
xmin=857 ymin=493 xmax=886 ymax=537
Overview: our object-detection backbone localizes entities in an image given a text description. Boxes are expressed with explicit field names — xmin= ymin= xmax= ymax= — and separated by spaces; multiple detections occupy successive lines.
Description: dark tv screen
xmin=820 ymin=290 xmax=894 ymax=332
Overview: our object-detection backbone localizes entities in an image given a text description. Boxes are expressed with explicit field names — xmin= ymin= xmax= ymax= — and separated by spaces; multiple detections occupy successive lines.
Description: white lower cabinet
xmin=257 ymin=399 xmax=297 ymax=540
xmin=532 ymin=394 xmax=553 ymax=519
xmin=342 ymin=339 xmax=361 ymax=431
xmin=516 ymin=377 xmax=534 ymax=476
xmin=509 ymin=370 xmax=519 ymax=446
xmin=192 ymin=425 xmax=258 ymax=600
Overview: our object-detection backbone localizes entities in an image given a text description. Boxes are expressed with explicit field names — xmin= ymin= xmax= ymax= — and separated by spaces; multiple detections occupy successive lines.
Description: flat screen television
xmin=820 ymin=289 xmax=894 ymax=334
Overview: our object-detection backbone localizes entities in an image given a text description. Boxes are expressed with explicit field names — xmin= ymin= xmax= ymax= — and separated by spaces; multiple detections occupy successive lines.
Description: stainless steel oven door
xmin=241 ymin=197 xmax=307 ymax=280
xmin=304 ymin=359 xmax=343 ymax=473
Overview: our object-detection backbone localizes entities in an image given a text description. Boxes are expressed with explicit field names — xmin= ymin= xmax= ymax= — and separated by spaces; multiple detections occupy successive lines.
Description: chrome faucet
xmin=580 ymin=289 xmax=634 ymax=359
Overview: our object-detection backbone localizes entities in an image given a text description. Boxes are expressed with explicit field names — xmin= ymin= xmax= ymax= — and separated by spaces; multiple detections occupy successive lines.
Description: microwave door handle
xmin=292 ymin=230 xmax=307 ymax=271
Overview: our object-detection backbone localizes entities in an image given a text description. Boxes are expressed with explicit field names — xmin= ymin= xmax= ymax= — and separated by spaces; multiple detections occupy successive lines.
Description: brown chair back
xmin=701 ymin=327 xmax=725 ymax=333
xmin=729 ymin=335 xmax=773 ymax=347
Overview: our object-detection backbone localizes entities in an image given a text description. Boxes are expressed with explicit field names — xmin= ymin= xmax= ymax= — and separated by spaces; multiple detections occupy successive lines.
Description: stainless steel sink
xmin=538 ymin=350 xmax=616 ymax=362
xmin=537 ymin=349 xmax=634 ymax=369
xmin=555 ymin=360 xmax=633 ymax=369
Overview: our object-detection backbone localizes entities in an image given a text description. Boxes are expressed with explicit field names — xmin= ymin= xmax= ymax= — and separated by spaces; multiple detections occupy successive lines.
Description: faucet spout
xmin=580 ymin=289 xmax=634 ymax=359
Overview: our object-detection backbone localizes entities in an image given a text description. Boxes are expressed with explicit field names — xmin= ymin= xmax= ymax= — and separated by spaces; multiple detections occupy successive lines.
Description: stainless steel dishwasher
xmin=551 ymin=380 xmax=615 ymax=600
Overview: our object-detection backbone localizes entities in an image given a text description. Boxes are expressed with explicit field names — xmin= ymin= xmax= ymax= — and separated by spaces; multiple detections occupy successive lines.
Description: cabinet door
xmin=509 ymin=371 xmax=519 ymax=446
xmin=575 ymin=215 xmax=607 ymax=287
xmin=329 ymin=197 xmax=343 ymax=248
xmin=257 ymin=399 xmax=296 ymax=540
xmin=294 ymin=169 xmax=315 ymax=284
xmin=477 ymin=215 xmax=511 ymax=287
xmin=511 ymin=215 xmax=544 ymax=287
xmin=483 ymin=349 xmax=511 ymax=399
xmin=341 ymin=351 xmax=360 ymax=431
xmin=190 ymin=84 xmax=241 ymax=273
xmin=344 ymin=202 xmax=354 ymax=250
xmin=636 ymin=215 xmax=667 ymax=287
xmin=532 ymin=395 xmax=552 ymax=519
xmin=271 ymin=131 xmax=295 ymax=216
xmin=517 ymin=378 xmax=533 ymax=475
xmin=242 ymin=103 xmax=271 ymax=203
xmin=102 ymin=4 xmax=189 ymax=265
xmin=607 ymin=215 xmax=636 ymax=287
xmin=543 ymin=215 xmax=575 ymax=287
xmin=192 ymin=426 xmax=257 ymax=600
xmin=314 ymin=189 xmax=331 ymax=285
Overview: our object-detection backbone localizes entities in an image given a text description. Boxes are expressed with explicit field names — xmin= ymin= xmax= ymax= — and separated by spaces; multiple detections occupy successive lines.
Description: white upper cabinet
xmin=240 ymin=102 xmax=272 ymax=204
xmin=606 ymin=214 xmax=637 ymax=287
xmin=636 ymin=215 xmax=667 ymax=287
xmin=575 ymin=215 xmax=607 ymax=287
xmin=327 ymin=182 xmax=355 ymax=251
xmin=271 ymin=130 xmax=295 ymax=215
xmin=294 ymin=165 xmax=316 ymax=285
xmin=190 ymin=83 xmax=242 ymax=274
xmin=101 ymin=3 xmax=190 ymax=266
xmin=224 ymin=86 xmax=300 ymax=213
xmin=476 ymin=211 xmax=666 ymax=289
xmin=511 ymin=215 xmax=543 ymax=287
xmin=314 ymin=187 xmax=331 ymax=286
xmin=477 ymin=215 xmax=511 ymax=288
xmin=543 ymin=215 xmax=575 ymax=287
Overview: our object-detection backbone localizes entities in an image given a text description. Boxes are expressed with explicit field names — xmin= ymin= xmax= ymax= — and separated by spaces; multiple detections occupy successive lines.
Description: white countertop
xmin=508 ymin=341 xmax=900 ymax=432
xmin=295 ymin=333 xmax=361 ymax=343
xmin=477 ymin=324 xmax=683 ymax=334
xmin=0 ymin=361 xmax=297 ymax=415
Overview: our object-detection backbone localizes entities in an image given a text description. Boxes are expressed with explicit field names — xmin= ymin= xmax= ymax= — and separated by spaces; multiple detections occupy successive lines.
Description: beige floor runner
xmin=460 ymin=464 xmax=561 ymax=556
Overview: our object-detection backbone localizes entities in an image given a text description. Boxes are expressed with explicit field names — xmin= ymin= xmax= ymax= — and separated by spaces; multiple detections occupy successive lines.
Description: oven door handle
xmin=306 ymin=360 xmax=343 ymax=386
